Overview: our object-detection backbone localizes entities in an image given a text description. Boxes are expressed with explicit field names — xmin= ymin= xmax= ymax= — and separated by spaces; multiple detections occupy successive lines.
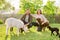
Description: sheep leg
xmin=10 ymin=27 xmax=13 ymax=32
xmin=17 ymin=28 xmax=20 ymax=36
xmin=6 ymin=26 xmax=9 ymax=36
xmin=20 ymin=28 xmax=24 ymax=33
xmin=19 ymin=28 xmax=24 ymax=33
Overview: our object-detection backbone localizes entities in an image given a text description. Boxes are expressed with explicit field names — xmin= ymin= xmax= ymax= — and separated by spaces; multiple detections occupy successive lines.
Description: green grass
xmin=0 ymin=24 xmax=60 ymax=40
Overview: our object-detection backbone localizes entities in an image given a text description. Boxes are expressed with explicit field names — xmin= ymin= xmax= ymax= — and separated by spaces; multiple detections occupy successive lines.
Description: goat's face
xmin=23 ymin=25 xmax=29 ymax=32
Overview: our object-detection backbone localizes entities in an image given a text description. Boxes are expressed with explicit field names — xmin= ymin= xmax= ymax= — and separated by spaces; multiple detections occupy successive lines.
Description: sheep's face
xmin=23 ymin=25 xmax=28 ymax=32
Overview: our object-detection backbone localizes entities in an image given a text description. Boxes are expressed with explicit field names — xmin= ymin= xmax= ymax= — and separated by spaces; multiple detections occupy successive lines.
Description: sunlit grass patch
xmin=0 ymin=24 xmax=60 ymax=40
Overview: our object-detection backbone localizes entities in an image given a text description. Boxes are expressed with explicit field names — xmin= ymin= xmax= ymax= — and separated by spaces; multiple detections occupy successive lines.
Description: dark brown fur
xmin=36 ymin=18 xmax=49 ymax=31
xmin=47 ymin=26 xmax=59 ymax=36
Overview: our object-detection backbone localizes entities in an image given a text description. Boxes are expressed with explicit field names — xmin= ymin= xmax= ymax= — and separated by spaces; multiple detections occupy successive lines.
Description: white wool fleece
xmin=5 ymin=18 xmax=28 ymax=35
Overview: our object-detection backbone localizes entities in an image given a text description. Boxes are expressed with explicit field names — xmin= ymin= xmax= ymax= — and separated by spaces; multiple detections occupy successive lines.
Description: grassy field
xmin=0 ymin=24 xmax=60 ymax=40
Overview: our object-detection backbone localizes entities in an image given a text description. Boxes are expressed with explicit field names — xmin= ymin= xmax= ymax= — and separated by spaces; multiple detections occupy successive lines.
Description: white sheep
xmin=5 ymin=18 xmax=28 ymax=35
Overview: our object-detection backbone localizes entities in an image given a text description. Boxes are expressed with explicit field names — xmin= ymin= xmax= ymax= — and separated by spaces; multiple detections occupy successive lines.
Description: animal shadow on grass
xmin=5 ymin=35 xmax=8 ymax=40
xmin=10 ymin=31 xmax=41 ymax=40
xmin=5 ymin=32 xmax=17 ymax=40
xmin=10 ymin=33 xmax=18 ymax=40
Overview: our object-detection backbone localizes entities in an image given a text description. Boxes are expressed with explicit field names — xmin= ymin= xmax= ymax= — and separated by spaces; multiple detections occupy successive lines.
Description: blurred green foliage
xmin=43 ymin=0 xmax=57 ymax=14
xmin=0 ymin=0 xmax=14 ymax=10
xmin=0 ymin=19 xmax=3 ymax=24
xmin=18 ymin=0 xmax=57 ymax=14
xmin=19 ymin=0 xmax=43 ymax=14
xmin=0 ymin=0 xmax=58 ymax=14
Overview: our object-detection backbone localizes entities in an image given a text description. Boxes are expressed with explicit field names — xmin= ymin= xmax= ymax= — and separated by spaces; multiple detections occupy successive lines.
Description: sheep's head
xmin=23 ymin=25 xmax=29 ymax=32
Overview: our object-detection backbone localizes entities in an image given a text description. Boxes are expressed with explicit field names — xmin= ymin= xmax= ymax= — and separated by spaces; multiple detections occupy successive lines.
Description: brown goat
xmin=36 ymin=18 xmax=49 ymax=31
